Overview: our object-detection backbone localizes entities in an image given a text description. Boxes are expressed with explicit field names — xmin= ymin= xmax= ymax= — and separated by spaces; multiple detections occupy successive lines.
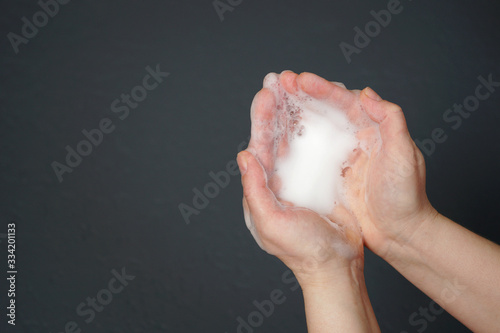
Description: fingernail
xmin=364 ymin=87 xmax=382 ymax=101
xmin=237 ymin=153 xmax=248 ymax=175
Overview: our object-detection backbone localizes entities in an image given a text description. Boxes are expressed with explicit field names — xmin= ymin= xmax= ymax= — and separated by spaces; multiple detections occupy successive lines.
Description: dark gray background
xmin=1 ymin=0 xmax=500 ymax=332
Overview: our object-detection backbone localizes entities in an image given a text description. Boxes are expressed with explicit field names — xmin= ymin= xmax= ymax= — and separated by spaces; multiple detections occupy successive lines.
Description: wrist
xmin=298 ymin=258 xmax=379 ymax=333
xmin=295 ymin=257 xmax=364 ymax=292
xmin=381 ymin=208 xmax=442 ymax=267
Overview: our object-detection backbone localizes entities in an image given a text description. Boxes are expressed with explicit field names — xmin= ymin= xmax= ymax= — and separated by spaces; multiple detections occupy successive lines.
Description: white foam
xmin=264 ymin=74 xmax=360 ymax=216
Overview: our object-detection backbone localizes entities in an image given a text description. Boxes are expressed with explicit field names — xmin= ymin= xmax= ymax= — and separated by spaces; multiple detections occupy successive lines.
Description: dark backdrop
xmin=1 ymin=0 xmax=500 ymax=332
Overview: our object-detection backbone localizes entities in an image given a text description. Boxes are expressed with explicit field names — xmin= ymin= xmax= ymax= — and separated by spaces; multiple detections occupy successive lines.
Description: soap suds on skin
xmin=245 ymin=72 xmax=380 ymax=259
xmin=263 ymin=73 xmax=361 ymax=216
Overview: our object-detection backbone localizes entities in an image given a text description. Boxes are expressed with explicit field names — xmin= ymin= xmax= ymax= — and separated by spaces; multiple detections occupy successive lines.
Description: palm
xmin=245 ymin=202 xmax=360 ymax=272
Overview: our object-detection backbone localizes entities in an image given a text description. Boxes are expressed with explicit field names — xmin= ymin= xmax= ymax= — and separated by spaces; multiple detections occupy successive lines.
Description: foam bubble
xmin=264 ymin=74 xmax=361 ymax=216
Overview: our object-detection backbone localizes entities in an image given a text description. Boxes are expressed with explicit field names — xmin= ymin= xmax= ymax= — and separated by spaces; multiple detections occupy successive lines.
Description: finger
xmin=272 ymin=72 xmax=296 ymax=161
xmin=296 ymin=72 xmax=370 ymax=129
xmin=360 ymin=87 xmax=412 ymax=146
xmin=331 ymin=81 xmax=346 ymax=89
xmin=279 ymin=70 xmax=299 ymax=94
xmin=237 ymin=151 xmax=278 ymax=221
xmin=297 ymin=72 xmax=355 ymax=110
xmin=263 ymin=72 xmax=279 ymax=89
xmin=275 ymin=120 xmax=289 ymax=161
xmin=242 ymin=197 xmax=253 ymax=231
xmin=247 ymin=88 xmax=277 ymax=173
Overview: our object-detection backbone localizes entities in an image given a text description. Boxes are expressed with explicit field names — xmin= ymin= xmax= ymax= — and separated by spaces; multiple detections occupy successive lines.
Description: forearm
xmin=297 ymin=262 xmax=380 ymax=333
xmin=383 ymin=213 xmax=500 ymax=332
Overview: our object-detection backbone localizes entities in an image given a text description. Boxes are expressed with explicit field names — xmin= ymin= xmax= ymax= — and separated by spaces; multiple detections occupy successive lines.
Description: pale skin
xmin=237 ymin=71 xmax=500 ymax=332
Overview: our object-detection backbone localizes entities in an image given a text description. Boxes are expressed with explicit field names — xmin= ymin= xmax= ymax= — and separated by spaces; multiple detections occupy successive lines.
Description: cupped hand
xmin=258 ymin=71 xmax=438 ymax=261
xmin=237 ymin=71 xmax=364 ymax=280
xmin=311 ymin=77 xmax=438 ymax=259
xmin=356 ymin=88 xmax=438 ymax=259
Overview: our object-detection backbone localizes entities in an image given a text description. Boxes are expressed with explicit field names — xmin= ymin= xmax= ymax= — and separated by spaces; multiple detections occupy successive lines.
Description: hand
xmin=237 ymin=71 xmax=363 ymax=282
xmin=274 ymin=70 xmax=437 ymax=261
xmin=345 ymin=84 xmax=439 ymax=260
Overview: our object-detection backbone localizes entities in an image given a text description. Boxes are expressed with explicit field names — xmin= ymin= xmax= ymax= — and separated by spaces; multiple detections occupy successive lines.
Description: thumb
xmin=360 ymin=87 xmax=412 ymax=146
xmin=237 ymin=150 xmax=278 ymax=219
